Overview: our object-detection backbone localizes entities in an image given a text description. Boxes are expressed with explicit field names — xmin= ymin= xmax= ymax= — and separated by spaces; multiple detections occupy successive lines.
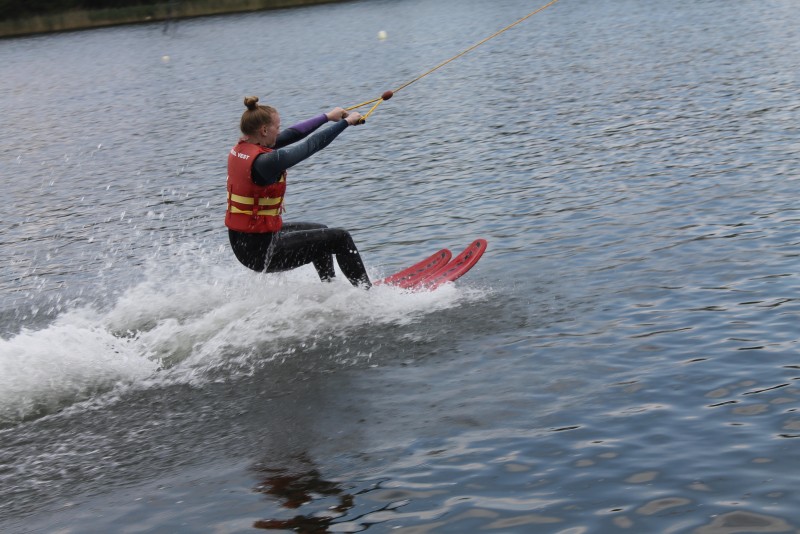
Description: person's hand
xmin=326 ymin=107 xmax=348 ymax=121
xmin=345 ymin=111 xmax=363 ymax=126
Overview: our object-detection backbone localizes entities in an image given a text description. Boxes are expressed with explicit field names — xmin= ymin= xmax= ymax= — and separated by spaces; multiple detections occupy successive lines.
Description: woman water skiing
xmin=226 ymin=96 xmax=371 ymax=287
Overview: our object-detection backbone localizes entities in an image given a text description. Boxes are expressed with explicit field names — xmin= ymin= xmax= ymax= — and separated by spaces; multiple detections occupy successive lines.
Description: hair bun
xmin=244 ymin=96 xmax=260 ymax=110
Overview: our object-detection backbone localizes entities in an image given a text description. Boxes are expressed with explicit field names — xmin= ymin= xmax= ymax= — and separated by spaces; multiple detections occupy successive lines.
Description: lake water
xmin=1 ymin=0 xmax=799 ymax=532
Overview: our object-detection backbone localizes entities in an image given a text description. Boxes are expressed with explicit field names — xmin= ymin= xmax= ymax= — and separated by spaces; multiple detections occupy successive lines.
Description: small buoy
xmin=161 ymin=55 xmax=170 ymax=63
xmin=381 ymin=90 xmax=394 ymax=101
xmin=377 ymin=30 xmax=387 ymax=41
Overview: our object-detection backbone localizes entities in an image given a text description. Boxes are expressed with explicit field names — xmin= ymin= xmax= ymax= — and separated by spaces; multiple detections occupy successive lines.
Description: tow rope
xmin=346 ymin=0 xmax=562 ymax=123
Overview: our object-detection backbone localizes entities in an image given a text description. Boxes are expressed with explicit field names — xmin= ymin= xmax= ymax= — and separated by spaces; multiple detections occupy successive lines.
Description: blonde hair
xmin=240 ymin=96 xmax=277 ymax=136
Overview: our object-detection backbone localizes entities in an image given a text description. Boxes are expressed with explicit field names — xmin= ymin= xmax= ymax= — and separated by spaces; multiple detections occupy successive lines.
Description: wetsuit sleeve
xmin=274 ymin=113 xmax=329 ymax=148
xmin=251 ymin=120 xmax=349 ymax=185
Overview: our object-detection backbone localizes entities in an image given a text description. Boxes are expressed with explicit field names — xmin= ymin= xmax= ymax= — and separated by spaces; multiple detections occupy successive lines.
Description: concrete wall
xmin=0 ymin=0 xmax=351 ymax=38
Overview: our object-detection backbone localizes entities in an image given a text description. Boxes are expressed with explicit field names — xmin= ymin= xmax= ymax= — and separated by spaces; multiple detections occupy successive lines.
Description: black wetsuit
xmin=228 ymin=115 xmax=371 ymax=287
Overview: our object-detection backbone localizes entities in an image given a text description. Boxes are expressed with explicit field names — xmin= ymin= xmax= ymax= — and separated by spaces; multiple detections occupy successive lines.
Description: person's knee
xmin=328 ymin=228 xmax=355 ymax=247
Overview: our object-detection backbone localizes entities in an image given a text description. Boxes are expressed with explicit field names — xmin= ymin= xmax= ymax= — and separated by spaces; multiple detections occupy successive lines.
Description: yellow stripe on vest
xmin=228 ymin=206 xmax=281 ymax=216
xmin=227 ymin=192 xmax=282 ymax=207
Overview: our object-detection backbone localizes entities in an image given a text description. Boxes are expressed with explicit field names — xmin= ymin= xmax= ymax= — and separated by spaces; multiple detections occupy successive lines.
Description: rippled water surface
xmin=1 ymin=0 xmax=799 ymax=532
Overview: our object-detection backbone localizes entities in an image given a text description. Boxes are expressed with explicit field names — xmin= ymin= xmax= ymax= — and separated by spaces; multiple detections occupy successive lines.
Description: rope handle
xmin=346 ymin=91 xmax=393 ymax=123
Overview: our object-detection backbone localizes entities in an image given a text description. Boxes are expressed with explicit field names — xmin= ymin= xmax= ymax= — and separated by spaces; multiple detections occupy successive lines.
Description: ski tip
xmin=413 ymin=238 xmax=488 ymax=291
xmin=376 ymin=239 xmax=488 ymax=290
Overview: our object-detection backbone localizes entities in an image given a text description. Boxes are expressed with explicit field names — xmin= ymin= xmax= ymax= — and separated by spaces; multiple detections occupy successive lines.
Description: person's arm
xmin=274 ymin=107 xmax=352 ymax=148
xmin=251 ymin=120 xmax=350 ymax=185
xmin=274 ymin=113 xmax=329 ymax=148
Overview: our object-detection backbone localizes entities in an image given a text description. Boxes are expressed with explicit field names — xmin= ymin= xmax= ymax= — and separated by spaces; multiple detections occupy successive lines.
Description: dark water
xmin=2 ymin=0 xmax=799 ymax=532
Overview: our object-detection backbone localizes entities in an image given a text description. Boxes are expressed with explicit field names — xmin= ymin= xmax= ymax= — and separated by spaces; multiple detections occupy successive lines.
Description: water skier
xmin=225 ymin=96 xmax=371 ymax=287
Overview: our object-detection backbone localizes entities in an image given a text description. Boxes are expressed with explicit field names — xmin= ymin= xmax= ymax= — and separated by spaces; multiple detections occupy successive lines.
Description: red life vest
xmin=225 ymin=141 xmax=286 ymax=233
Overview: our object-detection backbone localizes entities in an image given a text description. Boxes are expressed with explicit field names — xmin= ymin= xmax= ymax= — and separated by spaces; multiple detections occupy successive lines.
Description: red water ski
xmin=413 ymin=238 xmax=487 ymax=291
xmin=377 ymin=248 xmax=452 ymax=288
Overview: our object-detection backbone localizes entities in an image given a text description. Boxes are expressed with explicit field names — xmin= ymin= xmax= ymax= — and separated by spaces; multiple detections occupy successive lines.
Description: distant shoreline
xmin=0 ymin=0 xmax=351 ymax=39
